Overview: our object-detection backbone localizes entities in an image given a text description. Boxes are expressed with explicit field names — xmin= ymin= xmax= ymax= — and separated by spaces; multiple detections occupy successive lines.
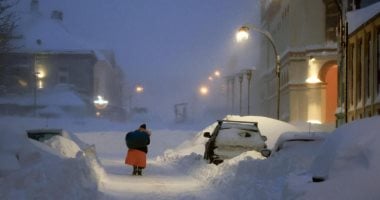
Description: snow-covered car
xmin=203 ymin=119 xmax=269 ymax=165
xmin=27 ymin=128 xmax=64 ymax=142
xmin=26 ymin=128 xmax=90 ymax=150
xmin=264 ymin=132 xmax=328 ymax=157
xmin=283 ymin=117 xmax=380 ymax=199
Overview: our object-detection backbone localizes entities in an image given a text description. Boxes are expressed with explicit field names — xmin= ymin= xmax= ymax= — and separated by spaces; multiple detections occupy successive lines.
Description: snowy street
xmin=1 ymin=0 xmax=380 ymax=199
xmin=76 ymin=130 xmax=209 ymax=200
xmin=1 ymin=116 xmax=380 ymax=199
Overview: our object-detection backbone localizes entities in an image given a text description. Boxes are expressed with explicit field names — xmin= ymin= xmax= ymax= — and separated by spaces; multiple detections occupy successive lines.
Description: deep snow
xmin=1 ymin=115 xmax=380 ymax=199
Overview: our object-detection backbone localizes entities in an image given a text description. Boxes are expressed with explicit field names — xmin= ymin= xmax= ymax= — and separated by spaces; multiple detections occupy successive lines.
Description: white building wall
xmin=259 ymin=0 xmax=337 ymax=129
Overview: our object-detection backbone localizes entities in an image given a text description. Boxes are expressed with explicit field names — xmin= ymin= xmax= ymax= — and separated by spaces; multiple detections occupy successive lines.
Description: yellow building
xmin=343 ymin=3 xmax=380 ymax=122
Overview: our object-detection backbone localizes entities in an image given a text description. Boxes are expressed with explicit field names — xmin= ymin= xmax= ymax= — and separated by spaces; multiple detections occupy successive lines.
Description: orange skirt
xmin=125 ymin=149 xmax=147 ymax=168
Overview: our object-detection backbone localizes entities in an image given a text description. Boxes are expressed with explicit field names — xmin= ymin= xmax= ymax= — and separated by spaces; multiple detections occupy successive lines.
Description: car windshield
xmin=220 ymin=122 xmax=259 ymax=132
xmin=27 ymin=130 xmax=63 ymax=142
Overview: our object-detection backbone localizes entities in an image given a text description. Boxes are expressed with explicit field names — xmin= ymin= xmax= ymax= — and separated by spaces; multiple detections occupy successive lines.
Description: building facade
xmin=258 ymin=0 xmax=339 ymax=129
xmin=336 ymin=1 xmax=380 ymax=124
xmin=0 ymin=0 xmax=126 ymax=119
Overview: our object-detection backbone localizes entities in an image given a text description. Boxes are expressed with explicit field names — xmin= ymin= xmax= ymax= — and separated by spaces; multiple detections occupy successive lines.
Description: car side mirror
xmin=261 ymin=135 xmax=267 ymax=141
xmin=203 ymin=132 xmax=211 ymax=138
xmin=260 ymin=149 xmax=271 ymax=158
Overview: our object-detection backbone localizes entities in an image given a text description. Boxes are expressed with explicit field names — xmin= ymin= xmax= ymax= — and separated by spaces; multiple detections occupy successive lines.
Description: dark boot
xmin=137 ymin=167 xmax=143 ymax=176
xmin=132 ymin=166 xmax=138 ymax=175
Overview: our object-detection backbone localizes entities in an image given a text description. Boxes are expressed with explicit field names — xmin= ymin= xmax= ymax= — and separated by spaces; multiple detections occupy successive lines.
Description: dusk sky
xmin=18 ymin=0 xmax=261 ymax=118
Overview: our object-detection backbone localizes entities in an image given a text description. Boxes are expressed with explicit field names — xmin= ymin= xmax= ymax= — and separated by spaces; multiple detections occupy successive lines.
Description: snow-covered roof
xmin=12 ymin=9 xmax=92 ymax=52
xmin=347 ymin=2 xmax=380 ymax=34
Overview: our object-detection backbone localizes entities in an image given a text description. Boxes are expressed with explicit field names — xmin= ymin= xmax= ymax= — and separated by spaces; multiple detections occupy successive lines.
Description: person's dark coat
xmin=125 ymin=130 xmax=150 ymax=153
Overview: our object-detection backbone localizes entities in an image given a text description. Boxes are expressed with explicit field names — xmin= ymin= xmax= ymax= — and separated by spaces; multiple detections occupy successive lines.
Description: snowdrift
xmin=0 ymin=122 xmax=105 ymax=199
xmin=285 ymin=116 xmax=380 ymax=199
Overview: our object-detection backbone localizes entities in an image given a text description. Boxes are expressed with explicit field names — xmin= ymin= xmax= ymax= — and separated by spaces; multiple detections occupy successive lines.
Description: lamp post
xmin=244 ymin=69 xmax=254 ymax=115
xmin=33 ymin=53 xmax=40 ymax=117
xmin=33 ymin=72 xmax=39 ymax=117
xmin=238 ymin=73 xmax=243 ymax=115
xmin=236 ymin=25 xmax=281 ymax=120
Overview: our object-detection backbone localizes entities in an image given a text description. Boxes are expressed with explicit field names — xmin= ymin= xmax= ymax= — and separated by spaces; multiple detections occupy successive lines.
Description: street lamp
xmin=135 ymin=85 xmax=144 ymax=93
xmin=94 ymin=95 xmax=109 ymax=117
xmin=236 ymin=25 xmax=281 ymax=120
xmin=214 ymin=70 xmax=221 ymax=77
xmin=199 ymin=85 xmax=209 ymax=96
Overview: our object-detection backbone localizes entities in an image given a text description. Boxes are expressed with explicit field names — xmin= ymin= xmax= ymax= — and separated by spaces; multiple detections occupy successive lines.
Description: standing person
xmin=125 ymin=123 xmax=151 ymax=176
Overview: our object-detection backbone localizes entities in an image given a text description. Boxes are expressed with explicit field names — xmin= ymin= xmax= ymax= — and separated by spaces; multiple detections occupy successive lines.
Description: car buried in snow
xmin=26 ymin=128 xmax=65 ymax=142
xmin=203 ymin=119 xmax=270 ymax=165
xmin=26 ymin=128 xmax=90 ymax=150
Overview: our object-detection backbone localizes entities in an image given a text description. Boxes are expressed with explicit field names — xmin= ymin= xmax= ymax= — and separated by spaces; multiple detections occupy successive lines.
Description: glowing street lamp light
xmin=236 ymin=24 xmax=281 ymax=119
xmin=236 ymin=26 xmax=250 ymax=42
xmin=214 ymin=70 xmax=221 ymax=77
xmin=135 ymin=85 xmax=144 ymax=93
xmin=94 ymin=95 xmax=109 ymax=110
xmin=199 ymin=85 xmax=209 ymax=96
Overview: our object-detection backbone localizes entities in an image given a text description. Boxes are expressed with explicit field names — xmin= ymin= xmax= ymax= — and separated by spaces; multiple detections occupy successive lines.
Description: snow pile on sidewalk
xmin=152 ymin=115 xmax=380 ymax=199
xmin=0 ymin=120 xmax=105 ymax=199
xmin=285 ymin=116 xmax=380 ymax=199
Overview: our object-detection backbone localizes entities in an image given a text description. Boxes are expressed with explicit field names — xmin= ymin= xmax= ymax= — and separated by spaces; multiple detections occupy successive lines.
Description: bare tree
xmin=0 ymin=0 xmax=18 ymax=53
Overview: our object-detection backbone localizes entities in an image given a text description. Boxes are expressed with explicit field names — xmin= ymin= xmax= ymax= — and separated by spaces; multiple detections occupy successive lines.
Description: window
xmin=58 ymin=67 xmax=68 ymax=84
xmin=377 ymin=28 xmax=380 ymax=95
xmin=325 ymin=0 xmax=339 ymax=42
xmin=349 ymin=44 xmax=355 ymax=105
xmin=366 ymin=33 xmax=371 ymax=99
xmin=59 ymin=76 xmax=67 ymax=83
xmin=357 ymin=38 xmax=362 ymax=102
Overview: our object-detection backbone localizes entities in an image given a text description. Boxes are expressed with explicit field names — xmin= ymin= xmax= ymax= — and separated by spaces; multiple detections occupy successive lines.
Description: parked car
xmin=265 ymin=132 xmax=328 ymax=157
xmin=203 ymin=119 xmax=269 ymax=165
xmin=26 ymin=128 xmax=88 ymax=149
xmin=26 ymin=129 xmax=64 ymax=142
xmin=261 ymin=132 xmax=328 ymax=157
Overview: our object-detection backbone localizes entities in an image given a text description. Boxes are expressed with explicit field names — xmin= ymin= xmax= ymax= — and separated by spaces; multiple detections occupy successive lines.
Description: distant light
xmin=208 ymin=76 xmax=214 ymax=81
xmin=96 ymin=112 xmax=101 ymax=117
xmin=38 ymin=80 xmax=43 ymax=89
xmin=35 ymin=70 xmax=45 ymax=79
xmin=214 ymin=70 xmax=221 ymax=77
xmin=236 ymin=26 xmax=250 ymax=42
xmin=136 ymin=85 xmax=144 ymax=93
xmin=305 ymin=76 xmax=322 ymax=84
xmin=94 ymin=95 xmax=109 ymax=109
xmin=307 ymin=120 xmax=322 ymax=124
xmin=199 ymin=85 xmax=209 ymax=96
